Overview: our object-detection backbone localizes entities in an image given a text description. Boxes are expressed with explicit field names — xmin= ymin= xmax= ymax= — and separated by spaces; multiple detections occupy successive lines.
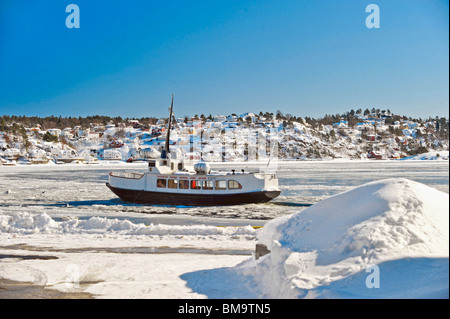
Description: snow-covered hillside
xmin=1 ymin=113 xmax=448 ymax=165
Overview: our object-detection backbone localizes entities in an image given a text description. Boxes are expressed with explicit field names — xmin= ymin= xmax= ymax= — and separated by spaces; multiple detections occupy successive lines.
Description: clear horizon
xmin=0 ymin=0 xmax=448 ymax=119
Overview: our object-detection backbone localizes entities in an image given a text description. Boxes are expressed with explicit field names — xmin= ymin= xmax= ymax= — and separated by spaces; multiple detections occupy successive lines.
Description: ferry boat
xmin=106 ymin=95 xmax=281 ymax=206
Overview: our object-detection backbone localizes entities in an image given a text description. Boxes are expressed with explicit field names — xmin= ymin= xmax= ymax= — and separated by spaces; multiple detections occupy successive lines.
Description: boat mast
xmin=162 ymin=94 xmax=174 ymax=159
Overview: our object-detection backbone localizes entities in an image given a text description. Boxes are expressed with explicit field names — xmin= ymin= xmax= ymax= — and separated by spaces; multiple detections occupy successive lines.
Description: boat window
xmin=202 ymin=180 xmax=214 ymax=190
xmin=157 ymin=179 xmax=166 ymax=188
xmin=190 ymin=180 xmax=201 ymax=190
xmin=179 ymin=180 xmax=189 ymax=189
xmin=215 ymin=180 xmax=227 ymax=190
xmin=168 ymin=179 xmax=178 ymax=189
xmin=228 ymin=180 xmax=242 ymax=189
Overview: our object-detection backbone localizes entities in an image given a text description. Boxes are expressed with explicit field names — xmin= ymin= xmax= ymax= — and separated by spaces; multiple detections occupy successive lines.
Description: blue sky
xmin=0 ymin=0 xmax=448 ymax=119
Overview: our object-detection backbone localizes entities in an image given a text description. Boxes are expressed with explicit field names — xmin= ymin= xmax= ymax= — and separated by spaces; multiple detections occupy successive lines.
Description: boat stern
xmin=255 ymin=173 xmax=279 ymax=192
xmin=108 ymin=171 xmax=146 ymax=190
xmin=253 ymin=173 xmax=281 ymax=201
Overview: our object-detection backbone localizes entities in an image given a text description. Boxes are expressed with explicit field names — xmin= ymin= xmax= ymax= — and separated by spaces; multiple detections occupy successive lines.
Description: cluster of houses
xmin=0 ymin=112 xmax=448 ymax=165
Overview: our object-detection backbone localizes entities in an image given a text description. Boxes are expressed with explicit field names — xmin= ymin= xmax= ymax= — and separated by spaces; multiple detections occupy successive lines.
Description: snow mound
xmin=400 ymin=151 xmax=449 ymax=161
xmin=0 ymin=212 xmax=59 ymax=233
xmin=240 ymin=178 xmax=449 ymax=298
xmin=0 ymin=213 xmax=256 ymax=238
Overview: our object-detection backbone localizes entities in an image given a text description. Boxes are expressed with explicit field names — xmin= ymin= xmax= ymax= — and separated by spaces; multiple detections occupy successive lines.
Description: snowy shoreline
xmin=1 ymin=151 xmax=448 ymax=170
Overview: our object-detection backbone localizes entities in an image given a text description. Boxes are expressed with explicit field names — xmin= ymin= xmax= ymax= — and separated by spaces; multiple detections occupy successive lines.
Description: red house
xmin=367 ymin=151 xmax=383 ymax=159
xmin=110 ymin=139 xmax=124 ymax=148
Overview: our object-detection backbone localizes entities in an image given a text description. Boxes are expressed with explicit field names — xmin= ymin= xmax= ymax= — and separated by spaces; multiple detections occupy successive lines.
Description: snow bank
xmin=238 ymin=178 xmax=449 ymax=298
xmin=400 ymin=151 xmax=449 ymax=161
xmin=0 ymin=213 xmax=256 ymax=238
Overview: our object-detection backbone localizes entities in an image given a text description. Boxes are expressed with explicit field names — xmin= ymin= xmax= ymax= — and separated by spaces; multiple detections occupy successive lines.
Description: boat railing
xmin=109 ymin=171 xmax=145 ymax=179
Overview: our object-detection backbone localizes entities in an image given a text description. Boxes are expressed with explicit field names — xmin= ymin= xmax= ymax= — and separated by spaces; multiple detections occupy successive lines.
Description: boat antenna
xmin=162 ymin=94 xmax=174 ymax=159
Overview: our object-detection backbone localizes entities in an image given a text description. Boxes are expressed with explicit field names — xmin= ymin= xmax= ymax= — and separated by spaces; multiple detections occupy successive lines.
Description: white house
xmin=213 ymin=115 xmax=227 ymax=123
xmin=1 ymin=148 xmax=21 ymax=160
xmin=103 ymin=149 xmax=122 ymax=160
xmin=87 ymin=131 xmax=100 ymax=140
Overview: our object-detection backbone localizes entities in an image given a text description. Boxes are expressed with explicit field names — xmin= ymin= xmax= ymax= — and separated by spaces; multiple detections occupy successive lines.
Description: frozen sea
xmin=0 ymin=160 xmax=448 ymax=298
xmin=1 ymin=160 xmax=448 ymax=223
